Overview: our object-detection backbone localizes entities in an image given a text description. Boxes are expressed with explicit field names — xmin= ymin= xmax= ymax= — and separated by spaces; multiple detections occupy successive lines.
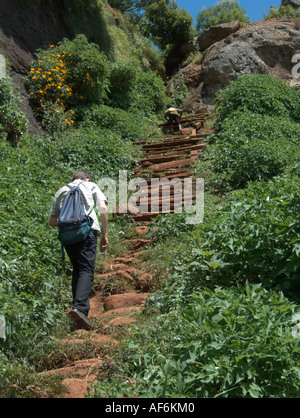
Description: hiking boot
xmin=69 ymin=309 xmax=94 ymax=331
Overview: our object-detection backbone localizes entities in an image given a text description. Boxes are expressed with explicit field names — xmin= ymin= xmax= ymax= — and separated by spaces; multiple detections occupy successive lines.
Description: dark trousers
xmin=65 ymin=231 xmax=97 ymax=316
xmin=169 ymin=114 xmax=181 ymax=125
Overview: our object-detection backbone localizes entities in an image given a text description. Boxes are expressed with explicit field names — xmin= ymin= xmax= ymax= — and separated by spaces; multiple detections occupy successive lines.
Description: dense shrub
xmin=107 ymin=61 xmax=137 ymax=110
xmin=264 ymin=4 xmax=300 ymax=19
xmin=26 ymin=34 xmax=110 ymax=131
xmin=27 ymin=35 xmax=167 ymax=133
xmin=28 ymin=126 xmax=137 ymax=181
xmin=106 ymin=61 xmax=167 ymax=117
xmin=213 ymin=74 xmax=300 ymax=130
xmin=200 ymin=75 xmax=300 ymax=190
xmin=205 ymin=110 xmax=300 ymax=189
xmin=0 ymin=72 xmax=28 ymax=144
xmin=0 ymin=139 xmax=71 ymax=388
xmin=196 ymin=0 xmax=250 ymax=32
xmin=92 ymin=283 xmax=300 ymax=398
xmin=187 ymin=167 xmax=300 ymax=297
xmin=79 ymin=104 xmax=157 ymax=142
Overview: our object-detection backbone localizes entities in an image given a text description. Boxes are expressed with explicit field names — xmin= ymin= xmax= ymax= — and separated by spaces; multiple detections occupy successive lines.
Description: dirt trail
xmin=39 ymin=113 xmax=212 ymax=398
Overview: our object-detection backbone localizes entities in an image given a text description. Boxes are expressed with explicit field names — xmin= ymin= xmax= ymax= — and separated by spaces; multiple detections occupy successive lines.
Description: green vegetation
xmin=0 ymin=28 xmax=166 ymax=396
xmin=27 ymin=34 xmax=109 ymax=132
xmin=140 ymin=0 xmax=194 ymax=50
xmin=114 ymin=285 xmax=300 ymax=398
xmin=2 ymin=0 xmax=300 ymax=399
xmin=196 ymin=0 xmax=250 ymax=32
xmin=26 ymin=34 xmax=166 ymax=134
xmin=90 ymin=73 xmax=300 ymax=398
xmin=201 ymin=75 xmax=300 ymax=190
xmin=0 ymin=70 xmax=28 ymax=145
xmin=264 ymin=4 xmax=300 ymax=19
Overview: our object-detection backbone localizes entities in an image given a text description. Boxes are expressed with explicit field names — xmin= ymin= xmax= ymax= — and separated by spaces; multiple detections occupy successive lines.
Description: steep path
xmin=119 ymin=113 xmax=213 ymax=222
xmin=38 ymin=112 xmax=213 ymax=398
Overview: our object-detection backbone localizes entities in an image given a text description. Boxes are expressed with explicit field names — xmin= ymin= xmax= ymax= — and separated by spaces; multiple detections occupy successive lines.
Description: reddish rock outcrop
xmin=180 ymin=19 xmax=300 ymax=112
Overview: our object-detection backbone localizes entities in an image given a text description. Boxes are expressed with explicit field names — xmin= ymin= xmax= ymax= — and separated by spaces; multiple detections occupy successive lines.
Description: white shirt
xmin=50 ymin=179 xmax=107 ymax=234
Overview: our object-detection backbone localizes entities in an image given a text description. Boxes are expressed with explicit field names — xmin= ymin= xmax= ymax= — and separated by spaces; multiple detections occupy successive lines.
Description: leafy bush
xmin=264 ymin=4 xmax=300 ymax=19
xmin=206 ymin=110 xmax=300 ymax=189
xmin=79 ymin=104 xmax=157 ymax=142
xmin=147 ymin=211 xmax=198 ymax=243
xmin=106 ymin=61 xmax=137 ymax=110
xmin=201 ymin=75 xmax=300 ymax=190
xmin=31 ymin=126 xmax=137 ymax=181
xmin=93 ymin=284 xmax=300 ymax=398
xmin=187 ymin=168 xmax=300 ymax=296
xmin=0 ymin=73 xmax=28 ymax=144
xmin=196 ymin=0 xmax=250 ymax=32
xmin=213 ymin=74 xmax=300 ymax=130
xmin=26 ymin=34 xmax=110 ymax=131
xmin=106 ymin=61 xmax=167 ymax=117
xmin=0 ymin=139 xmax=71 ymax=386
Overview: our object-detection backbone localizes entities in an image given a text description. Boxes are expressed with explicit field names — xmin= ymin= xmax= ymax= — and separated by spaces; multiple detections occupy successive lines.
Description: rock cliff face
xmin=0 ymin=0 xmax=70 ymax=133
xmin=0 ymin=0 xmax=69 ymax=74
xmin=182 ymin=18 xmax=300 ymax=113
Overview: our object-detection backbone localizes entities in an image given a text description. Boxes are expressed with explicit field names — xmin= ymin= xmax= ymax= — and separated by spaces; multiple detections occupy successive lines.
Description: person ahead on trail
xmin=49 ymin=170 xmax=108 ymax=331
xmin=164 ymin=104 xmax=183 ymax=135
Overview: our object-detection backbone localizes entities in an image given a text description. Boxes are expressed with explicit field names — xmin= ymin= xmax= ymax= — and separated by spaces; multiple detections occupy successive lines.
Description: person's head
xmin=73 ymin=170 xmax=91 ymax=181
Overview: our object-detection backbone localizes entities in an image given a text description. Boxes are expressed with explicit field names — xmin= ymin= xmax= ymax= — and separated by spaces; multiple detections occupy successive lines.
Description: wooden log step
xmin=140 ymin=152 xmax=195 ymax=165
xmin=141 ymin=135 xmax=209 ymax=150
xmin=149 ymin=157 xmax=198 ymax=172
xmin=137 ymin=171 xmax=195 ymax=183
xmin=135 ymin=157 xmax=198 ymax=174
xmin=143 ymin=143 xmax=206 ymax=158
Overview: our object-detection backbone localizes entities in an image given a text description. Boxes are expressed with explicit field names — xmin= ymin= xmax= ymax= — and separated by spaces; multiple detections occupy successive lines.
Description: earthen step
xmin=131 ymin=211 xmax=176 ymax=221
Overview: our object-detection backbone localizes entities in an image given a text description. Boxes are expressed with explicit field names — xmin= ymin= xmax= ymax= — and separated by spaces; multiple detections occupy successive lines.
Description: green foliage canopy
xmin=264 ymin=4 xmax=300 ymax=19
xmin=106 ymin=60 xmax=167 ymax=116
xmin=196 ymin=0 xmax=250 ymax=32
xmin=140 ymin=0 xmax=194 ymax=50
xmin=109 ymin=0 xmax=168 ymax=13
xmin=202 ymin=74 xmax=300 ymax=190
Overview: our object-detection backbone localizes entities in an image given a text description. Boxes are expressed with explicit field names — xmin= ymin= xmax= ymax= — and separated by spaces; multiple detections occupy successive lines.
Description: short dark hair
xmin=73 ymin=170 xmax=91 ymax=181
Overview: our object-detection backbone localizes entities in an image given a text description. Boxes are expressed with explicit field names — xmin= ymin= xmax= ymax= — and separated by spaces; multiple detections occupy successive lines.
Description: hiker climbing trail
xmin=39 ymin=223 xmax=151 ymax=398
xmin=40 ymin=112 xmax=212 ymax=398
xmin=130 ymin=112 xmax=212 ymax=222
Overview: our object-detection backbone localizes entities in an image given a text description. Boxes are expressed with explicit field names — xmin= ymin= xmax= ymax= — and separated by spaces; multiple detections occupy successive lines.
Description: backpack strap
xmin=73 ymin=181 xmax=93 ymax=216
xmin=60 ymin=182 xmax=83 ymax=266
